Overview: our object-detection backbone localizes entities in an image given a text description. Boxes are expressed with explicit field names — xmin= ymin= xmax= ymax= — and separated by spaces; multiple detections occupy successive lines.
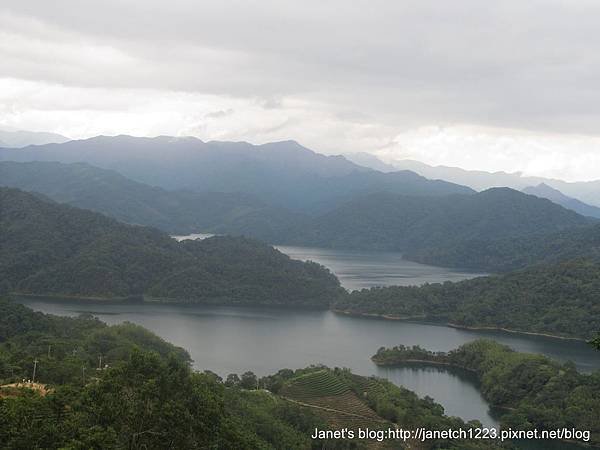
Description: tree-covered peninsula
xmin=373 ymin=340 xmax=600 ymax=447
xmin=334 ymin=258 xmax=600 ymax=339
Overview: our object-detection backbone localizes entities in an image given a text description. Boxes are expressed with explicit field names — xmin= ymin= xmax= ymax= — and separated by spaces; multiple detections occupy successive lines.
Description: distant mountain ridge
xmin=522 ymin=183 xmax=600 ymax=219
xmin=0 ymin=135 xmax=474 ymax=212
xmin=344 ymin=152 xmax=397 ymax=172
xmin=390 ymin=158 xmax=600 ymax=208
xmin=0 ymin=129 xmax=70 ymax=147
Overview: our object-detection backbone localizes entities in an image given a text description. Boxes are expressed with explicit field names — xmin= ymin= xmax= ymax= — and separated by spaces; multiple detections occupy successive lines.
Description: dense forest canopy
xmin=373 ymin=340 xmax=600 ymax=446
xmin=0 ymin=188 xmax=342 ymax=307
xmin=334 ymin=258 xmax=600 ymax=339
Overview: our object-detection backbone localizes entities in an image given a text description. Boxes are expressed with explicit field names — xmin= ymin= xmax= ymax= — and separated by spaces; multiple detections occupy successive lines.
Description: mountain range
xmin=357 ymin=156 xmax=600 ymax=209
xmin=0 ymin=135 xmax=473 ymax=213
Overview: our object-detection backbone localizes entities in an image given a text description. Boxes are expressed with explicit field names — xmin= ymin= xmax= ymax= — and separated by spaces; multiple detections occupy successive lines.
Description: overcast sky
xmin=2 ymin=1 xmax=600 ymax=181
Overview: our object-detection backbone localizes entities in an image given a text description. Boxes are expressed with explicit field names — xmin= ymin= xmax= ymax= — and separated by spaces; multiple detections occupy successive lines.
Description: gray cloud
xmin=2 ymin=0 xmax=600 ymax=133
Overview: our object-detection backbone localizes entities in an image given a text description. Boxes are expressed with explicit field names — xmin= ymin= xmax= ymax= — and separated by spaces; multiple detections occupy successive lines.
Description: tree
xmin=240 ymin=371 xmax=258 ymax=390
xmin=590 ymin=333 xmax=600 ymax=351
xmin=225 ymin=373 xmax=240 ymax=387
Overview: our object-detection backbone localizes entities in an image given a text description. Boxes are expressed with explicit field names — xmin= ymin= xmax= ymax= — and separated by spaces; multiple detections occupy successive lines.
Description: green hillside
xmin=0 ymin=188 xmax=342 ymax=307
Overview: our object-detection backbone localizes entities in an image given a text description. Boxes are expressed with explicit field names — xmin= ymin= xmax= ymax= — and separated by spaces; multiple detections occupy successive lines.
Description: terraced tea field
xmin=280 ymin=370 xmax=404 ymax=449
xmin=280 ymin=370 xmax=350 ymax=399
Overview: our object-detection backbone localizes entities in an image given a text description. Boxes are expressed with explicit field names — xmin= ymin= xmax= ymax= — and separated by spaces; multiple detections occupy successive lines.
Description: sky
xmin=2 ymin=0 xmax=600 ymax=181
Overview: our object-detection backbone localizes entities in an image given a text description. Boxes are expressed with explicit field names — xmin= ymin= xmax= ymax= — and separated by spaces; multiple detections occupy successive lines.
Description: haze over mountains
xmin=350 ymin=154 xmax=600 ymax=209
xmin=0 ymin=135 xmax=472 ymax=213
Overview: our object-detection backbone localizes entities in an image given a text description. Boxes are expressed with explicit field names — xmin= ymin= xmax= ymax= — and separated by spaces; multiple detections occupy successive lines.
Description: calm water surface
xmin=276 ymin=246 xmax=487 ymax=290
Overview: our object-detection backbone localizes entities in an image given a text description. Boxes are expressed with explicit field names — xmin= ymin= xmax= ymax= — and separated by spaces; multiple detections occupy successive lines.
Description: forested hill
xmin=0 ymin=161 xmax=305 ymax=237
xmin=279 ymin=188 xmax=591 ymax=258
xmin=0 ymin=135 xmax=473 ymax=212
xmin=335 ymin=258 xmax=600 ymax=339
xmin=0 ymin=188 xmax=342 ymax=306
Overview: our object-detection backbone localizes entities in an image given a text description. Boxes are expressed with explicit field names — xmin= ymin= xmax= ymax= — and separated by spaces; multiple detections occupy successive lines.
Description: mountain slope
xmin=0 ymin=161 xmax=304 ymax=236
xmin=279 ymin=188 xmax=591 ymax=263
xmin=0 ymin=135 xmax=474 ymax=212
xmin=522 ymin=183 xmax=600 ymax=218
xmin=0 ymin=188 xmax=342 ymax=306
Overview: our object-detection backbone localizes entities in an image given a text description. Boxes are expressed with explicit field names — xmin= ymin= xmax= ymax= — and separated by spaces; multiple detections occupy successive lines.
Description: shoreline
xmin=332 ymin=309 xmax=587 ymax=342
xmin=371 ymin=357 xmax=478 ymax=374
xmin=9 ymin=296 xmax=590 ymax=342
xmin=10 ymin=292 xmax=328 ymax=311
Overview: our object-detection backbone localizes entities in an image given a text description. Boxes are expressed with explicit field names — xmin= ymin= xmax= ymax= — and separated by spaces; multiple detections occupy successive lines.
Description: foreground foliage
xmin=0 ymin=299 xmax=339 ymax=449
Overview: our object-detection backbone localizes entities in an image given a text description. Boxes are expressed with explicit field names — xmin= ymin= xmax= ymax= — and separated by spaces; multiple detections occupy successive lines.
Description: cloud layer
xmin=2 ymin=1 xmax=600 ymax=180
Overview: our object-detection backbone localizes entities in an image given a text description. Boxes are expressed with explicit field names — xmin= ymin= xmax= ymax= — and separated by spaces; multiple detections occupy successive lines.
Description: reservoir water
xmin=17 ymin=245 xmax=600 ymax=430
xmin=276 ymin=245 xmax=487 ymax=290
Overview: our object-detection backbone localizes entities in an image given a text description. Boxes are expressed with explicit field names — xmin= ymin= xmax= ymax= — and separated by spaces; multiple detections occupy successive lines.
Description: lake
xmin=16 ymin=244 xmax=600 ymax=432
xmin=277 ymin=245 xmax=487 ymax=290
